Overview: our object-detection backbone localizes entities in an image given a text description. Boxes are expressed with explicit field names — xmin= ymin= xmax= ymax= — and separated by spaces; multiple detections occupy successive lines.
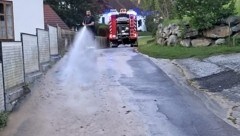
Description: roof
xmin=44 ymin=5 xmax=70 ymax=30
xmin=105 ymin=0 xmax=137 ymax=10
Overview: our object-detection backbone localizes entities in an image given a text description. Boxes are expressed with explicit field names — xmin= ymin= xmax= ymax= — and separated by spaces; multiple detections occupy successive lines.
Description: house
xmin=0 ymin=0 xmax=44 ymax=41
xmin=98 ymin=0 xmax=147 ymax=31
xmin=44 ymin=4 xmax=70 ymax=30
xmin=0 ymin=0 xmax=74 ymax=112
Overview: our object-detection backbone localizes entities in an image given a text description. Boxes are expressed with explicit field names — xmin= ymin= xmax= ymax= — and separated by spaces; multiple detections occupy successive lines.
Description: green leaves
xmin=139 ymin=0 xmax=175 ymax=19
xmin=175 ymin=0 xmax=236 ymax=30
xmin=45 ymin=0 xmax=103 ymax=29
xmin=0 ymin=112 xmax=8 ymax=128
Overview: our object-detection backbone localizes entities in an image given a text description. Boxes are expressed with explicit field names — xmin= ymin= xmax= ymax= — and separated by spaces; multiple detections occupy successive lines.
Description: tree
xmin=44 ymin=0 xmax=107 ymax=29
xmin=175 ymin=0 xmax=236 ymax=30
xmin=139 ymin=0 xmax=175 ymax=19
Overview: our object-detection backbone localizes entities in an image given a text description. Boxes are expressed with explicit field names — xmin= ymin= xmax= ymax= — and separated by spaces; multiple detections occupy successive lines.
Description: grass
xmin=138 ymin=31 xmax=152 ymax=36
xmin=236 ymin=0 xmax=240 ymax=15
xmin=0 ymin=112 xmax=8 ymax=128
xmin=138 ymin=36 xmax=240 ymax=59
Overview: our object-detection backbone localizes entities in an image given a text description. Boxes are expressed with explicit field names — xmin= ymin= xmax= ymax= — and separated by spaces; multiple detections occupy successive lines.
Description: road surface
xmin=0 ymin=47 xmax=239 ymax=136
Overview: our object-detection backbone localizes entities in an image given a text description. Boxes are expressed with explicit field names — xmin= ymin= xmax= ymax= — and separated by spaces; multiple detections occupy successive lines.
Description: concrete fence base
xmin=5 ymin=85 xmax=29 ymax=111
xmin=25 ymin=72 xmax=42 ymax=84
xmin=50 ymin=55 xmax=61 ymax=63
xmin=40 ymin=63 xmax=51 ymax=72
xmin=96 ymin=36 xmax=108 ymax=48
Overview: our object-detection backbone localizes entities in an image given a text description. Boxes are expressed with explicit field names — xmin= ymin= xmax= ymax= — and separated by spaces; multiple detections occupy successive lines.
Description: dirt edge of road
xmin=139 ymin=52 xmax=240 ymax=130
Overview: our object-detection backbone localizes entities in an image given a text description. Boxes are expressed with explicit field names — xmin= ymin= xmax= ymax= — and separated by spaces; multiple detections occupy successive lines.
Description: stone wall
xmin=157 ymin=16 xmax=240 ymax=47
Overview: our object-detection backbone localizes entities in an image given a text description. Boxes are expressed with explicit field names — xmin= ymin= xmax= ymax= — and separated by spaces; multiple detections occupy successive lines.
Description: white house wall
xmin=137 ymin=16 xmax=146 ymax=31
xmin=99 ymin=14 xmax=111 ymax=25
xmin=8 ymin=0 xmax=44 ymax=41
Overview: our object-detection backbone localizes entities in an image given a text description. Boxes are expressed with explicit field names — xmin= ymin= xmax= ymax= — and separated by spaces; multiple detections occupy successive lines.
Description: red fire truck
xmin=108 ymin=9 xmax=138 ymax=48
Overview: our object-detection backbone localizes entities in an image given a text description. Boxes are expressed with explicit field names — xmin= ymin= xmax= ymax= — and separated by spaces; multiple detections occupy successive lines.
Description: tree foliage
xmin=145 ymin=15 xmax=158 ymax=35
xmin=139 ymin=0 xmax=175 ymax=19
xmin=175 ymin=0 xmax=236 ymax=30
xmin=44 ymin=0 xmax=106 ymax=29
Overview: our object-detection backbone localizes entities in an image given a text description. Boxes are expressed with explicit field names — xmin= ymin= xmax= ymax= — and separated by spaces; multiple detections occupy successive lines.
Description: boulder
xmin=191 ymin=38 xmax=212 ymax=47
xmin=231 ymin=23 xmax=240 ymax=32
xmin=171 ymin=25 xmax=180 ymax=36
xmin=180 ymin=39 xmax=191 ymax=47
xmin=158 ymin=24 xmax=163 ymax=30
xmin=215 ymin=38 xmax=226 ymax=45
xmin=163 ymin=27 xmax=170 ymax=35
xmin=161 ymin=32 xmax=168 ymax=38
xmin=157 ymin=38 xmax=167 ymax=45
xmin=225 ymin=16 xmax=240 ymax=26
xmin=167 ymin=35 xmax=178 ymax=46
xmin=203 ymin=26 xmax=232 ymax=38
xmin=184 ymin=29 xmax=198 ymax=38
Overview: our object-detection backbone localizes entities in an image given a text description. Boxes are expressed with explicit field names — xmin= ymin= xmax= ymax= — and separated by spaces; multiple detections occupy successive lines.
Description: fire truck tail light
xmin=109 ymin=34 xmax=116 ymax=39
xmin=132 ymin=33 xmax=137 ymax=38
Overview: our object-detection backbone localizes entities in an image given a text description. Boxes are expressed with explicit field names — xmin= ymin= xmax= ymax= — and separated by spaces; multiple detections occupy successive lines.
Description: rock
xmin=184 ymin=29 xmax=198 ymax=38
xmin=163 ymin=27 xmax=170 ymax=35
xmin=157 ymin=24 xmax=164 ymax=35
xmin=233 ymin=32 xmax=240 ymax=38
xmin=225 ymin=16 xmax=240 ymax=26
xmin=191 ymin=38 xmax=212 ymax=47
xmin=171 ymin=25 xmax=180 ymax=36
xmin=231 ymin=23 xmax=240 ymax=32
xmin=203 ymin=26 xmax=232 ymax=38
xmin=158 ymin=24 xmax=163 ymax=30
xmin=157 ymin=38 xmax=166 ymax=45
xmin=167 ymin=35 xmax=178 ymax=46
xmin=215 ymin=38 xmax=226 ymax=45
xmin=180 ymin=39 xmax=191 ymax=47
xmin=160 ymin=32 xmax=167 ymax=38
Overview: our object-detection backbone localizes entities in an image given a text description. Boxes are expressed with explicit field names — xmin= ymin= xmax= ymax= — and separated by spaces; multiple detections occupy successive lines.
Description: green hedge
xmin=96 ymin=24 xmax=109 ymax=37
xmin=0 ymin=112 xmax=8 ymax=128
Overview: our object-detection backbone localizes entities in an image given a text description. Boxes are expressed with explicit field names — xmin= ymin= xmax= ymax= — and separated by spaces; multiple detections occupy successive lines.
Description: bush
xmin=145 ymin=15 xmax=158 ymax=36
xmin=175 ymin=0 xmax=236 ymax=30
xmin=236 ymin=0 xmax=240 ymax=14
xmin=0 ymin=112 xmax=8 ymax=128
xmin=96 ymin=24 xmax=109 ymax=37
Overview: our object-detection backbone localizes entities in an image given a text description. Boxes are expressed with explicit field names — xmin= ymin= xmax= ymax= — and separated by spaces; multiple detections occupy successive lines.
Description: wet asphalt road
xmin=101 ymin=47 xmax=240 ymax=136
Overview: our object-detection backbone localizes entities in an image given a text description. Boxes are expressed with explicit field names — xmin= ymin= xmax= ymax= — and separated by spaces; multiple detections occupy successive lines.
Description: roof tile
xmin=44 ymin=4 xmax=70 ymax=30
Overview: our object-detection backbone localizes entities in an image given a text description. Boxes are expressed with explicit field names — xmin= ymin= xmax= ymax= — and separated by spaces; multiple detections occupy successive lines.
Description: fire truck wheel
xmin=110 ymin=42 xmax=118 ymax=48
xmin=131 ymin=43 xmax=138 ymax=47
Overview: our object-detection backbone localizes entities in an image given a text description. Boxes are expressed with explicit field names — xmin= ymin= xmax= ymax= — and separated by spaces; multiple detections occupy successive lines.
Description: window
xmin=102 ymin=17 xmax=105 ymax=24
xmin=138 ymin=19 xmax=142 ymax=27
xmin=0 ymin=1 xmax=14 ymax=40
